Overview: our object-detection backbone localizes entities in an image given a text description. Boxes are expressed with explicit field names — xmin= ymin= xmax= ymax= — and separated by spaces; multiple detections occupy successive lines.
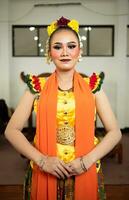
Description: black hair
xmin=0 ymin=99 xmax=9 ymax=123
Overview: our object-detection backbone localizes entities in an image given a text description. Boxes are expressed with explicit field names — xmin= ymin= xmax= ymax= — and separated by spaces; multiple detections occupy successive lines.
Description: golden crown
xmin=47 ymin=16 xmax=79 ymax=37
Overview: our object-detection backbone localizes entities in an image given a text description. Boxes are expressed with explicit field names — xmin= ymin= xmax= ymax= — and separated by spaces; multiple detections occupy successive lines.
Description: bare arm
xmin=83 ymin=89 xmax=122 ymax=169
xmin=68 ymin=89 xmax=122 ymax=175
xmin=5 ymin=90 xmax=72 ymax=178
xmin=5 ymin=90 xmax=43 ymax=164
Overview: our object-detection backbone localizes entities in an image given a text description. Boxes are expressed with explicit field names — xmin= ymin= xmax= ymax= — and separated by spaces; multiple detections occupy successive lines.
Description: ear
xmin=79 ymin=48 xmax=83 ymax=56
xmin=78 ymin=48 xmax=83 ymax=62
xmin=48 ymin=51 xmax=51 ymax=57
xmin=78 ymin=48 xmax=83 ymax=59
xmin=46 ymin=51 xmax=52 ymax=64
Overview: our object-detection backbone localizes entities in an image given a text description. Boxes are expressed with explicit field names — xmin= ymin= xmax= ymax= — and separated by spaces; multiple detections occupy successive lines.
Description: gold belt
xmin=56 ymin=125 xmax=75 ymax=145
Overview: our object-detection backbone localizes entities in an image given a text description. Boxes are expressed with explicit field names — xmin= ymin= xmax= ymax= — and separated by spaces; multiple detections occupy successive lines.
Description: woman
xmin=5 ymin=17 xmax=122 ymax=200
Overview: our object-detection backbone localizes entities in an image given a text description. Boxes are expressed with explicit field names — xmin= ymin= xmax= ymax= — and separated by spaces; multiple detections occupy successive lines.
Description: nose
xmin=61 ymin=46 xmax=68 ymax=56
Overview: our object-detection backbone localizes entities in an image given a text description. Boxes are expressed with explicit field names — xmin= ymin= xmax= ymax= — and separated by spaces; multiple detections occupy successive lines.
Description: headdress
xmin=46 ymin=16 xmax=81 ymax=64
xmin=47 ymin=16 xmax=79 ymax=37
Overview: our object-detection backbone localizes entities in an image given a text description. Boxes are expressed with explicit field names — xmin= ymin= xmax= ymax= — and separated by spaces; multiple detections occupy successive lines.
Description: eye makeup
xmin=52 ymin=42 xmax=78 ymax=50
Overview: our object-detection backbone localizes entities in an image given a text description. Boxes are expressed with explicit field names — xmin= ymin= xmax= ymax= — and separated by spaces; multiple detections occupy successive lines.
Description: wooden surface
xmin=0 ymin=184 xmax=129 ymax=200
xmin=105 ymin=184 xmax=129 ymax=200
xmin=0 ymin=185 xmax=23 ymax=200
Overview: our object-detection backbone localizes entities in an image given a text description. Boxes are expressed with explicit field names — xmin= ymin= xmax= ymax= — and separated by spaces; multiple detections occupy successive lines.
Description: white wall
xmin=0 ymin=0 xmax=129 ymax=128
xmin=0 ymin=0 xmax=10 ymax=105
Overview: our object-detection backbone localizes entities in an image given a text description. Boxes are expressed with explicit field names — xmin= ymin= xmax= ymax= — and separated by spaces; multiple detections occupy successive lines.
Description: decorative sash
xmin=31 ymin=71 xmax=98 ymax=200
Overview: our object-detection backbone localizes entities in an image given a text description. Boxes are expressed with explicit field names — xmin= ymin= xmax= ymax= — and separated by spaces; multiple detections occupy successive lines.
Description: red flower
xmin=32 ymin=76 xmax=39 ymax=84
xmin=32 ymin=76 xmax=41 ymax=91
xmin=33 ymin=79 xmax=39 ymax=84
xmin=32 ymin=75 xmax=37 ymax=79
xmin=34 ymin=84 xmax=41 ymax=91
xmin=90 ymin=73 xmax=97 ymax=89
xmin=57 ymin=16 xmax=70 ymax=27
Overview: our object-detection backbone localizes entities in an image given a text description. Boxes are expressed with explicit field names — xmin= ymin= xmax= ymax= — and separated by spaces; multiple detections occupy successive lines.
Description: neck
xmin=56 ymin=69 xmax=75 ymax=90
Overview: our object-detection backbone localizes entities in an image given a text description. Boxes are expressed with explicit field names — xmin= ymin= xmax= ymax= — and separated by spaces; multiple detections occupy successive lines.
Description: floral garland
xmin=47 ymin=16 xmax=79 ymax=37
xmin=21 ymin=72 xmax=46 ymax=94
xmin=85 ymin=72 xmax=105 ymax=94
xmin=21 ymin=72 xmax=104 ymax=96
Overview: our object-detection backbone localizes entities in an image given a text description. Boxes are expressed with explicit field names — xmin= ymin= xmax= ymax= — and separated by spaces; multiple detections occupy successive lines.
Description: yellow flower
xmin=47 ymin=21 xmax=57 ymax=36
xmin=68 ymin=19 xmax=79 ymax=33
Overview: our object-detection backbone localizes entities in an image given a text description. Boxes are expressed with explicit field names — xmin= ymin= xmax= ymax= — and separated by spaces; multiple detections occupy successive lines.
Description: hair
xmin=0 ymin=99 xmax=9 ymax=123
xmin=45 ymin=26 xmax=81 ymax=64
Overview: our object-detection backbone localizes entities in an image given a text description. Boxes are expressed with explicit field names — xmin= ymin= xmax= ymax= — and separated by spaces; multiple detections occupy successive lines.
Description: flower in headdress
xmin=47 ymin=21 xmax=57 ymax=36
xmin=68 ymin=19 xmax=79 ymax=33
xmin=47 ymin=17 xmax=79 ymax=37
xmin=57 ymin=16 xmax=70 ymax=27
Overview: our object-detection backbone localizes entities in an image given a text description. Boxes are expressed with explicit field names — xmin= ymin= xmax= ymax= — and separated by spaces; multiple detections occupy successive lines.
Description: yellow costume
xmin=22 ymin=72 xmax=105 ymax=200
xmin=32 ymin=76 xmax=101 ymax=172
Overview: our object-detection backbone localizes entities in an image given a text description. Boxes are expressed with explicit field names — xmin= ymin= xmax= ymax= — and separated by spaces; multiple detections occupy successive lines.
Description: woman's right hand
xmin=40 ymin=156 xmax=72 ymax=179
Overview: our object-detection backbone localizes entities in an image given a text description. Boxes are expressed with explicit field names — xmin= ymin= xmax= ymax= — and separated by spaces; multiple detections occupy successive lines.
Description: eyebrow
xmin=53 ymin=41 xmax=77 ymax=45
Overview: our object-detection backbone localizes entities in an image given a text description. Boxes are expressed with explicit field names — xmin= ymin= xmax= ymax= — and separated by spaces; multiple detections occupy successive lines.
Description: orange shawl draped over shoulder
xmin=31 ymin=71 xmax=98 ymax=200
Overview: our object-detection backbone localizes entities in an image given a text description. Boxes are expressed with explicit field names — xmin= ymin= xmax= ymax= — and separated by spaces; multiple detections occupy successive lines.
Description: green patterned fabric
xmin=57 ymin=177 xmax=75 ymax=200
xmin=23 ymin=165 xmax=106 ymax=200
xmin=23 ymin=165 xmax=32 ymax=200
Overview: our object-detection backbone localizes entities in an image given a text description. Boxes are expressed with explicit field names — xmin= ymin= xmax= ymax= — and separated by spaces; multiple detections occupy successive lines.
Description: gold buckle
xmin=57 ymin=125 xmax=75 ymax=145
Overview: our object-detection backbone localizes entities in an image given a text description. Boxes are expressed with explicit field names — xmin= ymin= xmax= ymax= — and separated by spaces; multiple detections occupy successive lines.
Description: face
xmin=49 ymin=29 xmax=81 ymax=72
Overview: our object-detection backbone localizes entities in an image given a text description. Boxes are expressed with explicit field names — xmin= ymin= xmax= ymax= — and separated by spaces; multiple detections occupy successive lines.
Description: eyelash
xmin=68 ymin=45 xmax=76 ymax=49
xmin=53 ymin=45 xmax=77 ymax=50
xmin=53 ymin=46 xmax=61 ymax=50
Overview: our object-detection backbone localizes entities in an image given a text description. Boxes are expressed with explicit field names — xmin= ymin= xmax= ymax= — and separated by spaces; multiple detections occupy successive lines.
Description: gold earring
xmin=45 ymin=38 xmax=52 ymax=64
xmin=46 ymin=54 xmax=52 ymax=64
xmin=78 ymin=54 xmax=82 ymax=62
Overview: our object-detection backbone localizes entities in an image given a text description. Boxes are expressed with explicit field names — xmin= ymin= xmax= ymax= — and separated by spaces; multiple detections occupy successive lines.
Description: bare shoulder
xmin=95 ymin=89 xmax=111 ymax=112
xmin=23 ymin=89 xmax=36 ymax=100
xmin=6 ymin=90 xmax=36 ymax=130
xmin=95 ymin=89 xmax=119 ymax=131
xmin=16 ymin=90 xmax=36 ymax=111
xmin=95 ymin=89 xmax=106 ymax=100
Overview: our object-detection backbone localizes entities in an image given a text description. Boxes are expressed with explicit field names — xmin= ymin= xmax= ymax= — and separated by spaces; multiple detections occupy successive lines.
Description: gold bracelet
xmin=80 ymin=157 xmax=87 ymax=172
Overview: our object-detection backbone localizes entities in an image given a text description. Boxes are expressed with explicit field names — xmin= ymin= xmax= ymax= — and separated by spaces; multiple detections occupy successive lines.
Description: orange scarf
xmin=31 ymin=71 xmax=98 ymax=200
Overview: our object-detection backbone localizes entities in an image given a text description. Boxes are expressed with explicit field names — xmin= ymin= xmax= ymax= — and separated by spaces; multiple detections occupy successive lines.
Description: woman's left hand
xmin=66 ymin=157 xmax=85 ymax=176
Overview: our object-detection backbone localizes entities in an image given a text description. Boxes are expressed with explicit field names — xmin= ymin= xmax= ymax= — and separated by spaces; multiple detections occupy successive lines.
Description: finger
xmin=60 ymin=161 xmax=73 ymax=173
xmin=68 ymin=163 xmax=80 ymax=174
xmin=52 ymin=171 xmax=61 ymax=179
xmin=65 ymin=163 xmax=75 ymax=173
xmin=58 ymin=165 xmax=71 ymax=178
xmin=70 ymin=172 xmax=77 ymax=176
xmin=55 ymin=167 xmax=65 ymax=179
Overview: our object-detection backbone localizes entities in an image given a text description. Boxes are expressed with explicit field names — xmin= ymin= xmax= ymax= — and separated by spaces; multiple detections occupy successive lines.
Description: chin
xmin=56 ymin=63 xmax=76 ymax=71
xmin=59 ymin=67 xmax=75 ymax=72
